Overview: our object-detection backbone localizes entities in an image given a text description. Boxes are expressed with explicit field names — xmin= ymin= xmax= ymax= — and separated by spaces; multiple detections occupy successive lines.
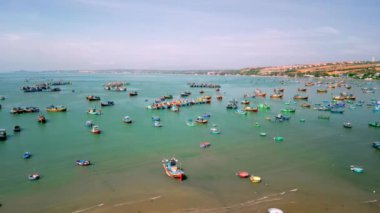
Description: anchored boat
xmin=162 ymin=157 xmax=185 ymax=181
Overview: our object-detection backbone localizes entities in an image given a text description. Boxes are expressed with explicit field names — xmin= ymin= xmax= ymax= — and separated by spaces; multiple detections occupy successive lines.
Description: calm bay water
xmin=0 ymin=72 xmax=379 ymax=213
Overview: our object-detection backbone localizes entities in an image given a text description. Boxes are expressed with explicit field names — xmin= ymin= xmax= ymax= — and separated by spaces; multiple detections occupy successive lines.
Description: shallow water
xmin=0 ymin=72 xmax=379 ymax=213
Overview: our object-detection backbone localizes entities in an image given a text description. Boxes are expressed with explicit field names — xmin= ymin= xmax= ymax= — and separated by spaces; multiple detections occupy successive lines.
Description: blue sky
xmin=0 ymin=0 xmax=379 ymax=71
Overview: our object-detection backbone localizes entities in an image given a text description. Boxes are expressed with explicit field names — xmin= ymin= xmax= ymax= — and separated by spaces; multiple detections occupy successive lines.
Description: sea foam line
xmin=113 ymin=195 xmax=162 ymax=207
xmin=71 ymin=203 xmax=104 ymax=213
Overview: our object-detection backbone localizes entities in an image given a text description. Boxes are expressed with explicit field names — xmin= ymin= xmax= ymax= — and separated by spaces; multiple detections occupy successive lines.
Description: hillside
xmin=240 ymin=61 xmax=380 ymax=79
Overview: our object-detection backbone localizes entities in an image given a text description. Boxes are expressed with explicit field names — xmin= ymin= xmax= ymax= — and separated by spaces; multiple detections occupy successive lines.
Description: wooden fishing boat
xmin=317 ymin=89 xmax=327 ymax=93
xmin=37 ymin=115 xmax=46 ymax=123
xmin=293 ymin=95 xmax=308 ymax=100
xmin=298 ymin=88 xmax=307 ymax=92
xmin=236 ymin=171 xmax=250 ymax=178
xmin=241 ymin=100 xmax=250 ymax=105
xmin=300 ymin=103 xmax=311 ymax=108
xmin=91 ymin=125 xmax=101 ymax=134
xmin=162 ymin=157 xmax=185 ymax=181
xmin=216 ymin=95 xmax=223 ymax=100
xmin=244 ymin=106 xmax=258 ymax=112
xmin=195 ymin=116 xmax=208 ymax=124
xmin=270 ymin=93 xmax=283 ymax=99
xmin=86 ymin=95 xmax=101 ymax=101
xmin=249 ymin=175 xmax=262 ymax=183
xmin=46 ymin=105 xmax=67 ymax=112
xmin=200 ymin=142 xmax=211 ymax=148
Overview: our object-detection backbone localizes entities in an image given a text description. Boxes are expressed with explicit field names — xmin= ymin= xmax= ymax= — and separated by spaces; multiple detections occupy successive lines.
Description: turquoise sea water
xmin=0 ymin=72 xmax=379 ymax=213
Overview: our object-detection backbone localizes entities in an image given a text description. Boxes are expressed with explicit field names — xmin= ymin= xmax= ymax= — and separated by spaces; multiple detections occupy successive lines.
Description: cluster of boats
xmin=188 ymin=82 xmax=221 ymax=88
xmin=104 ymin=81 xmax=127 ymax=91
xmin=147 ymin=96 xmax=211 ymax=110
xmin=21 ymin=83 xmax=61 ymax=92
xmin=11 ymin=106 xmax=39 ymax=114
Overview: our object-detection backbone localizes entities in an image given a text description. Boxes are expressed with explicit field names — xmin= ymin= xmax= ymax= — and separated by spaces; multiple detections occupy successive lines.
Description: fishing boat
xmin=343 ymin=122 xmax=352 ymax=128
xmin=241 ymin=100 xmax=250 ymax=105
xmin=152 ymin=116 xmax=160 ymax=121
xmin=255 ymin=89 xmax=266 ymax=97
xmin=236 ymin=171 xmax=250 ymax=178
xmin=100 ymin=101 xmax=114 ymax=107
xmin=274 ymin=88 xmax=284 ymax=93
xmin=153 ymin=121 xmax=162 ymax=127
xmin=28 ymin=173 xmax=40 ymax=181
xmin=200 ymin=141 xmax=211 ymax=148
xmin=87 ymin=108 xmax=101 ymax=115
xmin=85 ymin=120 xmax=93 ymax=127
xmin=298 ymin=88 xmax=307 ymax=92
xmin=23 ymin=152 xmax=31 ymax=159
xmin=249 ymin=175 xmax=262 ymax=183
xmin=37 ymin=115 xmax=46 ymax=123
xmin=46 ymin=105 xmax=67 ymax=112
xmin=293 ymin=94 xmax=308 ymax=100
xmin=123 ymin=116 xmax=133 ymax=124
xmin=317 ymin=89 xmax=327 ymax=93
xmin=350 ymin=165 xmax=364 ymax=173
xmin=273 ymin=137 xmax=284 ymax=142
xmin=76 ymin=160 xmax=91 ymax=166
xmin=13 ymin=125 xmax=21 ymax=132
xmin=210 ymin=126 xmax=221 ymax=134
xmin=216 ymin=95 xmax=223 ymax=100
xmin=301 ymin=103 xmax=311 ymax=108
xmin=86 ymin=95 xmax=101 ymax=101
xmin=195 ymin=116 xmax=208 ymax=124
xmin=162 ymin=157 xmax=185 ymax=181
xmin=260 ymin=132 xmax=267 ymax=136
xmin=332 ymin=96 xmax=345 ymax=101
xmin=164 ymin=94 xmax=173 ymax=99
xmin=128 ymin=91 xmax=138 ymax=96
xmin=305 ymin=82 xmax=315 ymax=86
xmin=281 ymin=108 xmax=296 ymax=113
xmin=91 ymin=125 xmax=101 ymax=134
xmin=368 ymin=121 xmax=380 ymax=127
xmin=244 ymin=106 xmax=258 ymax=112
xmin=270 ymin=93 xmax=283 ymax=99
xmin=372 ymin=142 xmax=380 ymax=150
xmin=275 ymin=114 xmax=290 ymax=121
xmin=0 ymin=129 xmax=7 ymax=141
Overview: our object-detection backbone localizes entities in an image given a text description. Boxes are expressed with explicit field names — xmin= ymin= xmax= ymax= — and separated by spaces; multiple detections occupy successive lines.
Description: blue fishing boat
xmin=152 ymin=116 xmax=160 ymax=121
xmin=23 ymin=152 xmax=31 ymax=159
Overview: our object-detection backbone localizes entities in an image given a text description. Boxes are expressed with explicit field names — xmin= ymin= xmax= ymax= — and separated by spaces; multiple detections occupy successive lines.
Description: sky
xmin=0 ymin=0 xmax=379 ymax=71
